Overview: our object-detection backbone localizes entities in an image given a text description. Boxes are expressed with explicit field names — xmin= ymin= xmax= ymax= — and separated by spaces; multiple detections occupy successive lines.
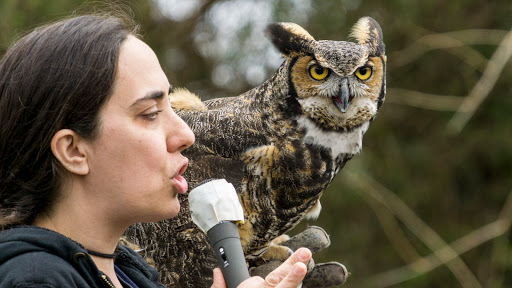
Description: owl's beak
xmin=334 ymin=78 xmax=350 ymax=113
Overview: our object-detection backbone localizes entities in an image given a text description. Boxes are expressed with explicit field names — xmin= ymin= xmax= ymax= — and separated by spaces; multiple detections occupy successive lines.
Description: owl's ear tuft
xmin=349 ymin=17 xmax=385 ymax=56
xmin=265 ymin=22 xmax=316 ymax=57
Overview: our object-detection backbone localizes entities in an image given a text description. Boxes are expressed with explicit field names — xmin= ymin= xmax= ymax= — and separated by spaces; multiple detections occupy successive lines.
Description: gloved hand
xmin=248 ymin=226 xmax=349 ymax=287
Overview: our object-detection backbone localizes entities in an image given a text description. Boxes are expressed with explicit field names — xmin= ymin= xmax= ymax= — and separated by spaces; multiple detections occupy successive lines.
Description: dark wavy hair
xmin=0 ymin=14 xmax=138 ymax=230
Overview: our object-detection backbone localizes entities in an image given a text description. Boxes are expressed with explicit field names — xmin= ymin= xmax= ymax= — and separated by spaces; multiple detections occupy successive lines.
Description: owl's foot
xmin=303 ymin=262 xmax=349 ymax=287
xmin=249 ymin=226 xmax=349 ymax=287
xmin=280 ymin=226 xmax=331 ymax=253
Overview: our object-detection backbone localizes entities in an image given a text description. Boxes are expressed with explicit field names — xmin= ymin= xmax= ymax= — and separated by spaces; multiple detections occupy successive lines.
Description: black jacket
xmin=0 ymin=226 xmax=166 ymax=288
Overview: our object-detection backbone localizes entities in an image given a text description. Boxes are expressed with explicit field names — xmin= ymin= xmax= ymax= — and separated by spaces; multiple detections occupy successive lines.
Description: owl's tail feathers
xmin=169 ymin=88 xmax=207 ymax=111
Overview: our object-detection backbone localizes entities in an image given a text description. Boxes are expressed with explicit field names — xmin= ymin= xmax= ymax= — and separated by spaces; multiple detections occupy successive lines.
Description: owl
xmin=125 ymin=17 xmax=386 ymax=287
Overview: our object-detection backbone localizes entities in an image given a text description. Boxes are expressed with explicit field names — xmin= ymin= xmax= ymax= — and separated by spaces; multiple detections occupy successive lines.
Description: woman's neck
xmin=32 ymin=187 xmax=131 ymax=288
xmin=34 ymin=179 xmax=130 ymax=251
xmin=89 ymin=255 xmax=124 ymax=288
xmin=33 ymin=209 xmax=127 ymax=288
xmin=33 ymin=206 xmax=125 ymax=254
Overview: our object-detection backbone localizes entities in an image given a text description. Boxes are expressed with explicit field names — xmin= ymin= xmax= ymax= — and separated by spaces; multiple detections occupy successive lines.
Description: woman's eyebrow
xmin=130 ymin=90 xmax=165 ymax=108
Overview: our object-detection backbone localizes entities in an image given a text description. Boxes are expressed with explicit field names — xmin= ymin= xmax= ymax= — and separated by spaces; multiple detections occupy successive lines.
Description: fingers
xmin=273 ymin=262 xmax=307 ymax=288
xmin=249 ymin=260 xmax=282 ymax=278
xmin=211 ymin=268 xmax=227 ymax=288
xmin=264 ymin=248 xmax=311 ymax=287
xmin=237 ymin=248 xmax=312 ymax=288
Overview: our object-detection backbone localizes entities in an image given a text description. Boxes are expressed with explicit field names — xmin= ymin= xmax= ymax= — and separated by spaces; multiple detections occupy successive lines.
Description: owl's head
xmin=266 ymin=17 xmax=386 ymax=131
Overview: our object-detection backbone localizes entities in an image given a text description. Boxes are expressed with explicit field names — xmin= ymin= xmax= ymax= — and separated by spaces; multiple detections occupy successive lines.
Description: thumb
xmin=211 ymin=268 xmax=227 ymax=288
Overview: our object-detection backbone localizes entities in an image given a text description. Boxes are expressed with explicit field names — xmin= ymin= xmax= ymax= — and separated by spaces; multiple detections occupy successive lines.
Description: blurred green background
xmin=1 ymin=0 xmax=511 ymax=287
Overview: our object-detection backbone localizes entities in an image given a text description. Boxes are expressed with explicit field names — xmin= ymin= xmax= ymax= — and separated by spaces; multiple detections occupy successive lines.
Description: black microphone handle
xmin=207 ymin=221 xmax=250 ymax=288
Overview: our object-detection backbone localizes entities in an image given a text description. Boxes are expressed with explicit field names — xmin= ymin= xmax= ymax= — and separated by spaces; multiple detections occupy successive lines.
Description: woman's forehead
xmin=111 ymin=36 xmax=170 ymax=103
xmin=118 ymin=36 xmax=159 ymax=70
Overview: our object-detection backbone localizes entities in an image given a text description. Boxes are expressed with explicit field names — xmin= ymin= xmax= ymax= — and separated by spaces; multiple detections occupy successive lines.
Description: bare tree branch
xmin=387 ymin=88 xmax=464 ymax=111
xmin=364 ymin=191 xmax=422 ymax=264
xmin=392 ymin=29 xmax=507 ymax=69
xmin=345 ymin=171 xmax=483 ymax=288
xmin=447 ymin=27 xmax=512 ymax=134
xmin=365 ymin=189 xmax=512 ymax=287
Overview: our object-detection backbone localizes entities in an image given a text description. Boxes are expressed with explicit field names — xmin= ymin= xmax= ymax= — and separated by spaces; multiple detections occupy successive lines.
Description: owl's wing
xmin=175 ymin=96 xmax=270 ymax=188
xmin=176 ymin=97 xmax=270 ymax=159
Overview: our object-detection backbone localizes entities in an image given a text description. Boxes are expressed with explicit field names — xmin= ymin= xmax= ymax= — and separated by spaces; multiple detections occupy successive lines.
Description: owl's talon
xmin=249 ymin=260 xmax=281 ymax=277
xmin=303 ymin=262 xmax=349 ymax=287
xmin=281 ymin=226 xmax=330 ymax=253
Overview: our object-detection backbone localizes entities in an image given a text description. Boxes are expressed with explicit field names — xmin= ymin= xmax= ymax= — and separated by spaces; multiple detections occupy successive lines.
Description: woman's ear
xmin=51 ymin=129 xmax=89 ymax=175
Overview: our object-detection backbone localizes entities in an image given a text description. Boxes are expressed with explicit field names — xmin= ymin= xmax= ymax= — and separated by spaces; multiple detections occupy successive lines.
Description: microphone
xmin=189 ymin=179 xmax=250 ymax=288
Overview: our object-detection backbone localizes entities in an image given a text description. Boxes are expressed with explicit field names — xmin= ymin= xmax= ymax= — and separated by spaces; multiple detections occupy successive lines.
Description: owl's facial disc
xmin=334 ymin=78 xmax=351 ymax=113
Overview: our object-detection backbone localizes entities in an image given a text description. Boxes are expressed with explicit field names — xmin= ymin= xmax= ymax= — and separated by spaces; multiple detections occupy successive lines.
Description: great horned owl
xmin=126 ymin=17 xmax=386 ymax=287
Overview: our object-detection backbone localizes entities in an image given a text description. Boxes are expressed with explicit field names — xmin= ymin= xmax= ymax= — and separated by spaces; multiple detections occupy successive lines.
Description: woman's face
xmin=84 ymin=35 xmax=195 ymax=224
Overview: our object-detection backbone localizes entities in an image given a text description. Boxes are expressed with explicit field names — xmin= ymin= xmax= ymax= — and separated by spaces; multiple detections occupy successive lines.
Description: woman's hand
xmin=211 ymin=248 xmax=312 ymax=288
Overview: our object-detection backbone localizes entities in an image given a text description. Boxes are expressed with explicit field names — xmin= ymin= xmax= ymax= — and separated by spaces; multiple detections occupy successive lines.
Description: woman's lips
xmin=171 ymin=160 xmax=189 ymax=194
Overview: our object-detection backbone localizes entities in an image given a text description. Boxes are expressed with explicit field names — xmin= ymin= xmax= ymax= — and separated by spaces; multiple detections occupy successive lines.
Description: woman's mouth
xmin=171 ymin=160 xmax=189 ymax=194
xmin=172 ymin=174 xmax=188 ymax=194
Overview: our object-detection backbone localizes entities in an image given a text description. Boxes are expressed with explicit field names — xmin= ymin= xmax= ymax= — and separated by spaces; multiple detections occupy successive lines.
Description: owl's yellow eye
xmin=354 ymin=66 xmax=372 ymax=80
xmin=309 ymin=65 xmax=330 ymax=80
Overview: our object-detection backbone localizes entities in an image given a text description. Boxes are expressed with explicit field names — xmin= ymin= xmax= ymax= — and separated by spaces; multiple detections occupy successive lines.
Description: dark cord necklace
xmin=86 ymin=248 xmax=119 ymax=259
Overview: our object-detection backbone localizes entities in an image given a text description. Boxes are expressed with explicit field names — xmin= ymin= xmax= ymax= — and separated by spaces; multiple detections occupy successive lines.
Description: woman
xmin=0 ymin=13 xmax=311 ymax=288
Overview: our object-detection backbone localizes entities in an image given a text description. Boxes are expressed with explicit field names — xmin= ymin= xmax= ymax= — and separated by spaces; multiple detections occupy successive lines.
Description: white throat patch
xmin=297 ymin=116 xmax=369 ymax=158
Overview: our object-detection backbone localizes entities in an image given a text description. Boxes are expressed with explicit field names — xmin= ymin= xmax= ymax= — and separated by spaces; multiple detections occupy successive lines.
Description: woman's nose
xmin=167 ymin=113 xmax=195 ymax=153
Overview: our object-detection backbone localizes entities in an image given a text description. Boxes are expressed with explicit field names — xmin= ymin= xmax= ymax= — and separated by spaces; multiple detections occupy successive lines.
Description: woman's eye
xmin=309 ymin=64 xmax=330 ymax=80
xmin=354 ymin=66 xmax=373 ymax=80
xmin=142 ymin=110 xmax=162 ymax=120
